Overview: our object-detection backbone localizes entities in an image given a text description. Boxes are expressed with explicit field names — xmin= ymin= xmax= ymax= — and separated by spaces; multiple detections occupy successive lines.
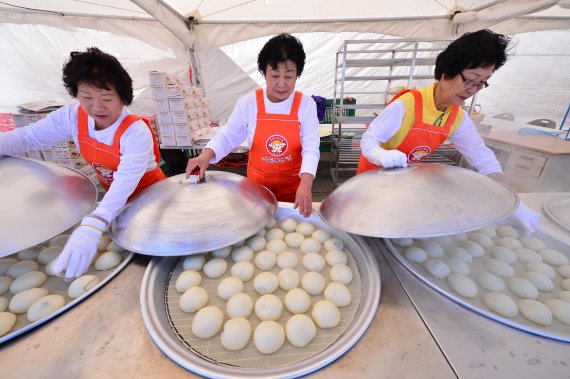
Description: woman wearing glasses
xmin=357 ymin=29 xmax=539 ymax=235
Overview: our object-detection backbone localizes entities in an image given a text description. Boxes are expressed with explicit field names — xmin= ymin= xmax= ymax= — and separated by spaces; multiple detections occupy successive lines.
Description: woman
xmin=185 ymin=33 xmax=320 ymax=218
xmin=357 ymin=29 xmax=539 ymax=235
xmin=0 ymin=47 xmax=165 ymax=278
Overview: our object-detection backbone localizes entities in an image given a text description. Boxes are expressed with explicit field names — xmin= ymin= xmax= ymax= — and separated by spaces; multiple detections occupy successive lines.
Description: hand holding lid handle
xmin=186 ymin=167 xmax=205 ymax=184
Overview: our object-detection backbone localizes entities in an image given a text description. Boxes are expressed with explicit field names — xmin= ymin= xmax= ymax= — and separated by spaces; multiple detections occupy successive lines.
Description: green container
xmin=323 ymin=98 xmax=356 ymax=124
xmin=319 ymin=135 xmax=332 ymax=152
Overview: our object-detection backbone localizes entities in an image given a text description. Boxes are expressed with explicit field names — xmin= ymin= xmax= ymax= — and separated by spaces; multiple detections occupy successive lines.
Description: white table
xmin=461 ymin=119 xmax=570 ymax=192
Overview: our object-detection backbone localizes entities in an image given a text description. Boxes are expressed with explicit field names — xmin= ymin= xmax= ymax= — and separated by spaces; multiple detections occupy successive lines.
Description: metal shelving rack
xmin=329 ymin=37 xmax=455 ymax=185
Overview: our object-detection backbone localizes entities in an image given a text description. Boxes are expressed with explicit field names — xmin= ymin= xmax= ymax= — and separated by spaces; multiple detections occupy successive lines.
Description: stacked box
xmin=11 ymin=112 xmax=51 ymax=127
xmin=8 ymin=110 xmax=99 ymax=186
xmin=148 ymin=71 xmax=213 ymax=147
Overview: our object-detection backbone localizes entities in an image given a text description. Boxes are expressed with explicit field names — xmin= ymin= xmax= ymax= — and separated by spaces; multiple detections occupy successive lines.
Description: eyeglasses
xmin=459 ymin=71 xmax=489 ymax=91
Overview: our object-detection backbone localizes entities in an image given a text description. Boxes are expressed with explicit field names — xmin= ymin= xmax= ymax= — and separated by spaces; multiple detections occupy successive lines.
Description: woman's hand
xmin=185 ymin=148 xmax=215 ymax=179
xmin=294 ymin=173 xmax=314 ymax=218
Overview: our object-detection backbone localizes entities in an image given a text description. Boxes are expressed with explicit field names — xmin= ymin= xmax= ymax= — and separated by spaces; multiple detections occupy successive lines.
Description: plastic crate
xmin=322 ymin=98 xmax=356 ymax=124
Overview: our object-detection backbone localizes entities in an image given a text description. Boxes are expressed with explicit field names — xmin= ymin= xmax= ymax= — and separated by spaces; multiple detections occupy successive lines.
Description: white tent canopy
xmin=1 ymin=0 xmax=569 ymax=125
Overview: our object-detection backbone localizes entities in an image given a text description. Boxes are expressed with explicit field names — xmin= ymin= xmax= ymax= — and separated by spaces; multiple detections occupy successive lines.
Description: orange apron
xmin=247 ymin=88 xmax=303 ymax=202
xmin=77 ymin=106 xmax=165 ymax=199
xmin=356 ymin=89 xmax=458 ymax=174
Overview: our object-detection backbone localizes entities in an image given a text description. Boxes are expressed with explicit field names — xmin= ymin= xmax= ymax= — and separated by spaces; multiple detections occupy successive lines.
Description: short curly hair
xmin=257 ymin=33 xmax=306 ymax=77
xmin=435 ymin=29 xmax=511 ymax=81
xmin=62 ymin=47 xmax=133 ymax=105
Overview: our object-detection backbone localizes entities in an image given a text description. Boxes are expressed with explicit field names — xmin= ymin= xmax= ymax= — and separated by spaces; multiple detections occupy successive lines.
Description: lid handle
xmin=378 ymin=162 xmax=415 ymax=172
xmin=184 ymin=167 xmax=205 ymax=184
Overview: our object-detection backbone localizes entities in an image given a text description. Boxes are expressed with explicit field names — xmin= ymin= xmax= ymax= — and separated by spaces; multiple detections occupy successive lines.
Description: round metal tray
xmin=543 ymin=195 xmax=570 ymax=232
xmin=140 ymin=204 xmax=381 ymax=378
xmin=0 ymin=246 xmax=133 ymax=344
xmin=383 ymin=226 xmax=570 ymax=342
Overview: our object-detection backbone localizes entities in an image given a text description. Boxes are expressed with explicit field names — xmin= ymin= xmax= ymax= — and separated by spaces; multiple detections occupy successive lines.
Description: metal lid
xmin=109 ymin=171 xmax=277 ymax=256
xmin=543 ymin=195 xmax=570 ymax=232
xmin=0 ymin=156 xmax=98 ymax=257
xmin=319 ymin=163 xmax=519 ymax=238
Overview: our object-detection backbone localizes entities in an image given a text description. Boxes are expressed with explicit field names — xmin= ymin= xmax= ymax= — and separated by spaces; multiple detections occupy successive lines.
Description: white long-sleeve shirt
xmin=205 ymin=88 xmax=320 ymax=177
xmin=0 ymin=103 xmax=157 ymax=223
xmin=360 ymin=100 xmax=502 ymax=175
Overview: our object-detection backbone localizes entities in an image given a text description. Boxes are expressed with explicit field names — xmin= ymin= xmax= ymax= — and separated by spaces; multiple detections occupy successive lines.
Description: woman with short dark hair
xmin=186 ymin=33 xmax=320 ymax=217
xmin=0 ymin=47 xmax=165 ymax=278
xmin=358 ymin=29 xmax=539 ymax=234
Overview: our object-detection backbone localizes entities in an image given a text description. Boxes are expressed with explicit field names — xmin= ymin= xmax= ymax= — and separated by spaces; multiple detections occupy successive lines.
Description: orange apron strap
xmin=387 ymin=89 xmax=410 ymax=105
xmin=289 ymin=92 xmax=302 ymax=117
xmin=113 ymin=115 xmax=162 ymax=164
xmin=443 ymin=105 xmax=459 ymax=127
xmin=410 ymin=90 xmax=423 ymax=123
xmin=256 ymin=88 xmax=266 ymax=115
xmin=77 ymin=106 xmax=89 ymax=138
xmin=112 ymin=114 xmax=140 ymax=146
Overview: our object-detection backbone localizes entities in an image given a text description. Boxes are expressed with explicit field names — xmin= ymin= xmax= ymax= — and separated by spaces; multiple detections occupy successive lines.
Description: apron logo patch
xmin=266 ymin=135 xmax=288 ymax=156
xmin=92 ymin=162 xmax=114 ymax=185
xmin=409 ymin=146 xmax=431 ymax=162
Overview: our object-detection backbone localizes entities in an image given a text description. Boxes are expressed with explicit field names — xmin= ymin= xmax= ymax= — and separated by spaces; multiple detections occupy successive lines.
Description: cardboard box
xmin=158 ymin=122 xmax=174 ymax=136
xmin=153 ymin=98 xmax=170 ymax=113
xmin=11 ymin=112 xmax=50 ymax=127
xmin=167 ymin=98 xmax=184 ymax=112
xmin=159 ymin=134 xmax=176 ymax=146
xmin=148 ymin=71 xmax=181 ymax=86
xmin=174 ymin=123 xmax=191 ymax=136
xmin=176 ymin=134 xmax=194 ymax=146
xmin=156 ymin=111 xmax=172 ymax=124
xmin=151 ymin=85 xmax=193 ymax=99
xmin=171 ymin=111 xmax=191 ymax=124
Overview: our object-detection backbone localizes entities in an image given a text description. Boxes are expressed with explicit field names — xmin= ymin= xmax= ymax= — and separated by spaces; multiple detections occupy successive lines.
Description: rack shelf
xmin=329 ymin=37 xmax=455 ymax=185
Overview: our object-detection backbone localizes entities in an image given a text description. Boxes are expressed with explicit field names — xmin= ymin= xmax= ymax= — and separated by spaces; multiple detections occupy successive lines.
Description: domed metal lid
xmin=0 ymin=156 xmax=98 ymax=257
xmin=319 ymin=163 xmax=519 ymax=238
xmin=109 ymin=171 xmax=277 ymax=256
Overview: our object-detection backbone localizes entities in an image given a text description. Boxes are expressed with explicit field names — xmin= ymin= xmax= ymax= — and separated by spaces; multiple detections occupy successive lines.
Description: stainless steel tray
xmin=383 ymin=226 xmax=570 ymax=342
xmin=543 ymin=195 xmax=570 ymax=232
xmin=140 ymin=204 xmax=381 ymax=378
xmin=0 ymin=247 xmax=133 ymax=344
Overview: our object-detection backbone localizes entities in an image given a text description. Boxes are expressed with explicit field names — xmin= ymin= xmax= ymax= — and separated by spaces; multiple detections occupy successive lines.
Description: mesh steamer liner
xmin=140 ymin=205 xmax=381 ymax=378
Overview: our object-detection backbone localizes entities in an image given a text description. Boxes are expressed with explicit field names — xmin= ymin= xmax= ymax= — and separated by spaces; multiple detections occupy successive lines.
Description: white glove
xmin=368 ymin=148 xmax=408 ymax=168
xmin=503 ymin=201 xmax=541 ymax=236
xmin=52 ymin=216 xmax=107 ymax=279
